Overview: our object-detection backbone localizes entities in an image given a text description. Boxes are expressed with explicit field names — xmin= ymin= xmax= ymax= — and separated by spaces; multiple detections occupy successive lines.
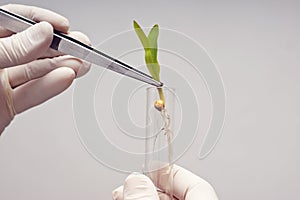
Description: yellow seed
xmin=154 ymin=99 xmax=165 ymax=111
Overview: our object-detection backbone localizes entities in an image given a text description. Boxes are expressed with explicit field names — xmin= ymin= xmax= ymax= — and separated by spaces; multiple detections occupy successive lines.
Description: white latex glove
xmin=0 ymin=4 xmax=91 ymax=134
xmin=112 ymin=165 xmax=218 ymax=200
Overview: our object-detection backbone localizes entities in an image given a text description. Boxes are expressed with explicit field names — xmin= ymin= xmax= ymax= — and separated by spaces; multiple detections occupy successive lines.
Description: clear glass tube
xmin=144 ymin=86 xmax=175 ymax=199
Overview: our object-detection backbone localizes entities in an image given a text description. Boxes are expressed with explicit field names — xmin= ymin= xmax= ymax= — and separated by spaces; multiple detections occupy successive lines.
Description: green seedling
xmin=134 ymin=21 xmax=174 ymax=199
xmin=133 ymin=20 xmax=165 ymax=111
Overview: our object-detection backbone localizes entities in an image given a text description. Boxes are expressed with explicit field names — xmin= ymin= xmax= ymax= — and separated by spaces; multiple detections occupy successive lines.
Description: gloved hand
xmin=0 ymin=4 xmax=91 ymax=134
xmin=112 ymin=164 xmax=218 ymax=200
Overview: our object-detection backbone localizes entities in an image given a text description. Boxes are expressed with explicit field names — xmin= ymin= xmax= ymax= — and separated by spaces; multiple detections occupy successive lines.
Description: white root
xmin=152 ymin=108 xmax=173 ymax=169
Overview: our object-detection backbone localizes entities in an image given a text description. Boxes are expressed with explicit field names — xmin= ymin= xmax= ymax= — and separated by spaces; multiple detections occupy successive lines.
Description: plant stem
xmin=157 ymin=87 xmax=165 ymax=102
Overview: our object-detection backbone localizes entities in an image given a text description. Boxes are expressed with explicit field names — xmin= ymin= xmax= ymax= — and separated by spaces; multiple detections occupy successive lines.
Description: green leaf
xmin=134 ymin=21 xmax=161 ymax=81
xmin=133 ymin=20 xmax=149 ymax=50
xmin=148 ymin=24 xmax=159 ymax=62
xmin=145 ymin=50 xmax=160 ymax=81
xmin=133 ymin=20 xmax=165 ymax=102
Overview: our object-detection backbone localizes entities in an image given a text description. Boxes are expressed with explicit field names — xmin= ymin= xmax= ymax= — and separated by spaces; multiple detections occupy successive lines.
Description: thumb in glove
xmin=112 ymin=173 xmax=160 ymax=200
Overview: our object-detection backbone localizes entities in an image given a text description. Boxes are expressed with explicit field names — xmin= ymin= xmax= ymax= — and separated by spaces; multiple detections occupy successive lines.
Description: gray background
xmin=0 ymin=0 xmax=299 ymax=199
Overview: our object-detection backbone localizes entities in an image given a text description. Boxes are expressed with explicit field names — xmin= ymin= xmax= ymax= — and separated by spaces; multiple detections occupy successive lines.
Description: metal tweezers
xmin=0 ymin=8 xmax=163 ymax=87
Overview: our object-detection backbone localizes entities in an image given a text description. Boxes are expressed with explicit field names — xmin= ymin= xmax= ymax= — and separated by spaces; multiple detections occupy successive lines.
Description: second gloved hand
xmin=112 ymin=164 xmax=218 ymax=200
xmin=0 ymin=4 xmax=91 ymax=134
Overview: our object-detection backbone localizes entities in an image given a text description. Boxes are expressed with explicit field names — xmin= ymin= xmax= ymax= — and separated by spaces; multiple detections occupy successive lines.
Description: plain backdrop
xmin=1 ymin=0 xmax=300 ymax=199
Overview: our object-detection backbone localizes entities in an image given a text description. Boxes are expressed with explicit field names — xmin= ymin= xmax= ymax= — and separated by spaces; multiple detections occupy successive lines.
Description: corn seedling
xmin=134 ymin=21 xmax=173 ymax=190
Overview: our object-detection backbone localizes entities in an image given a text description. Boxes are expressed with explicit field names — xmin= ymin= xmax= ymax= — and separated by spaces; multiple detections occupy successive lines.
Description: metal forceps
xmin=0 ymin=8 xmax=163 ymax=87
